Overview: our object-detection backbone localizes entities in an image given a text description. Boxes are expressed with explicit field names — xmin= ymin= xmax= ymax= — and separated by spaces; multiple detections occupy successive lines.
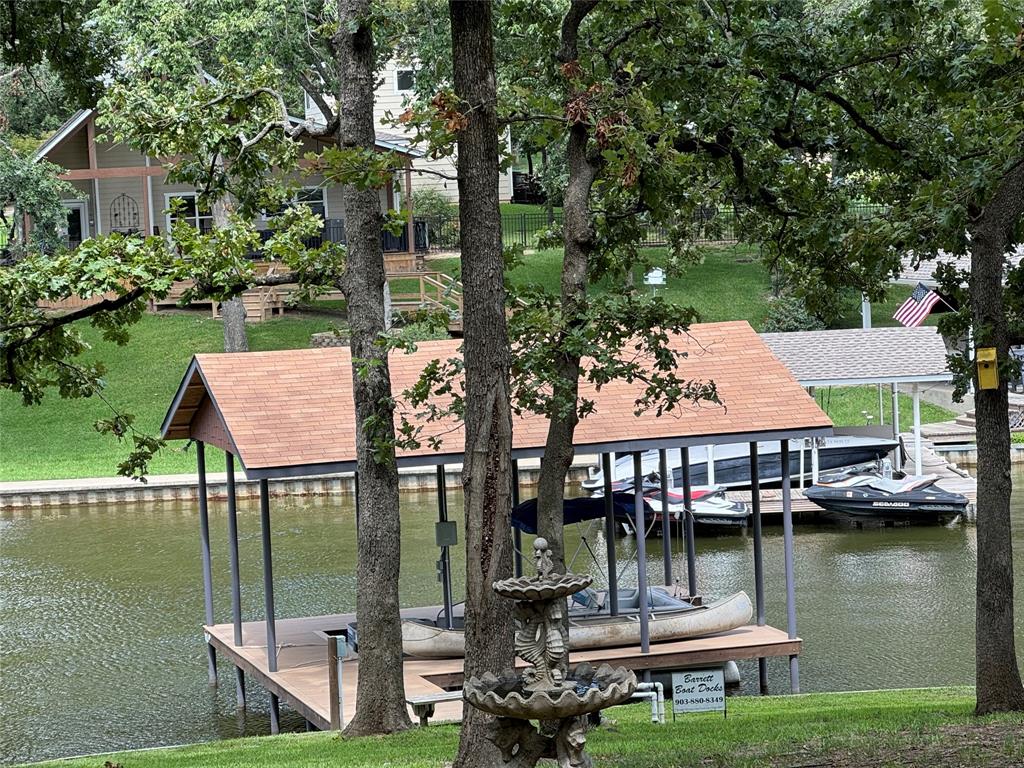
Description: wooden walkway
xmin=206 ymin=614 xmax=800 ymax=730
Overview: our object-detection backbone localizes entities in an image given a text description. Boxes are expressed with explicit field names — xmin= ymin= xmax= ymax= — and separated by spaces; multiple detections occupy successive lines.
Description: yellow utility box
xmin=977 ymin=347 xmax=999 ymax=390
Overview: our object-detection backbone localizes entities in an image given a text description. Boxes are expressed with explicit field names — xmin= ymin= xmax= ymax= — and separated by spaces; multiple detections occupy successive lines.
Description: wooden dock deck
xmin=206 ymin=614 xmax=800 ymax=730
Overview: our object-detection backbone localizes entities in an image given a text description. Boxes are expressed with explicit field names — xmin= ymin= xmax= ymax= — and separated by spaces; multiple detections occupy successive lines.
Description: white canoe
xmin=401 ymin=591 xmax=753 ymax=659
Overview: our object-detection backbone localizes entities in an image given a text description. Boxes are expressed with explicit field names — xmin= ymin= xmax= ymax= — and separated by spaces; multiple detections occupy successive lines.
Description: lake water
xmin=2 ymin=470 xmax=1022 ymax=764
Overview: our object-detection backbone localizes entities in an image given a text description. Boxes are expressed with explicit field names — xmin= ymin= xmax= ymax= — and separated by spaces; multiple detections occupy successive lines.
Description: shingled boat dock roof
xmin=162 ymin=320 xmax=834 ymax=479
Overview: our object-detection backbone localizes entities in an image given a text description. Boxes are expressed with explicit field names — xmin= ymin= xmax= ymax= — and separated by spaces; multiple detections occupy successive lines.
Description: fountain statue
xmin=464 ymin=537 xmax=638 ymax=767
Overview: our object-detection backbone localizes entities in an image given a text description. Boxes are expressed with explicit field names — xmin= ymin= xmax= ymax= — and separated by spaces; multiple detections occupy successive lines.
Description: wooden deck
xmin=206 ymin=614 xmax=800 ymax=730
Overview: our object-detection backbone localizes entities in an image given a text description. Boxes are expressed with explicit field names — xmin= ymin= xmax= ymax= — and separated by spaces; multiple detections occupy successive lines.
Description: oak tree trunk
xmin=336 ymin=0 xmax=410 ymax=735
xmin=213 ymin=198 xmax=249 ymax=352
xmin=969 ymin=159 xmax=1024 ymax=715
xmin=536 ymin=120 xmax=598 ymax=570
xmin=535 ymin=2 xmax=599 ymax=571
xmin=449 ymin=3 xmax=516 ymax=766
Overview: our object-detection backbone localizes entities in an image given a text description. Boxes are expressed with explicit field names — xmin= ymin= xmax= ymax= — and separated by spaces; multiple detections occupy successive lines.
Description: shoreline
xmin=3 ymin=444 xmax=1020 ymax=510
xmin=0 ymin=457 xmax=594 ymax=509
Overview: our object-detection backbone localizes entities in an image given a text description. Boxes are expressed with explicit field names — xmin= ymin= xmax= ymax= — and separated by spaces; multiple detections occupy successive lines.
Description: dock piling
xmin=436 ymin=465 xmax=454 ymax=630
xmin=234 ymin=666 xmax=246 ymax=709
xmin=633 ymin=453 xmax=650 ymax=653
xmin=679 ymin=447 xmax=697 ymax=597
xmin=225 ymin=452 xmax=242 ymax=647
xmin=749 ymin=442 xmax=768 ymax=694
xmin=658 ymin=449 xmax=672 ymax=585
xmin=196 ymin=441 xmax=217 ymax=685
xmin=602 ymin=453 xmax=619 ymax=616
xmin=327 ymin=635 xmax=342 ymax=730
xmin=780 ymin=441 xmax=800 ymax=694
xmin=259 ymin=478 xmax=278 ymax=673
xmin=269 ymin=693 xmax=280 ymax=734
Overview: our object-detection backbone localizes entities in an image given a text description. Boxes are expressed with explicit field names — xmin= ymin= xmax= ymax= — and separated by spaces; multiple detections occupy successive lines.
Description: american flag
xmin=893 ymin=282 xmax=942 ymax=327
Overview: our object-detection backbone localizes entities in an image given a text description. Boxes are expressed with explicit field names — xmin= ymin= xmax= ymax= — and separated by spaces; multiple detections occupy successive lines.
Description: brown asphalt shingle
xmin=164 ymin=321 xmax=832 ymax=473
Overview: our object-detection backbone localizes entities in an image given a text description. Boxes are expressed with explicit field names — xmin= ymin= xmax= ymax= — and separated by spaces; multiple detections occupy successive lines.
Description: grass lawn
xmin=432 ymin=245 xmax=773 ymax=327
xmin=815 ymin=386 xmax=955 ymax=428
xmin=18 ymin=689 xmax=1024 ymax=768
xmin=500 ymin=202 xmax=561 ymax=217
xmin=0 ymin=312 xmax=345 ymax=481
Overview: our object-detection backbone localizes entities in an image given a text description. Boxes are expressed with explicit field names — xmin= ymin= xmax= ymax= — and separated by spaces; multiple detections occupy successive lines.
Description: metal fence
xmin=415 ymin=204 xmax=886 ymax=253
xmin=60 ymin=203 xmax=888 ymax=256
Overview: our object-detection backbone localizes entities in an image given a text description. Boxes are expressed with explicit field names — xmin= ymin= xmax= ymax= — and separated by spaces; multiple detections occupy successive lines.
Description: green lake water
xmin=1 ymin=471 xmax=1022 ymax=763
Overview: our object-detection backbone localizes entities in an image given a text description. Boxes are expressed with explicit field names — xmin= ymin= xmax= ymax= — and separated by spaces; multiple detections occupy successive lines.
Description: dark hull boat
xmin=581 ymin=436 xmax=898 ymax=492
xmin=804 ymin=472 xmax=968 ymax=522
xmin=513 ymin=490 xmax=747 ymax=536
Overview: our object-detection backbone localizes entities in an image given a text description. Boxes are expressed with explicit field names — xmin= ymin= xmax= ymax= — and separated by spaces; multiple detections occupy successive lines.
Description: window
xmin=294 ymin=187 xmax=327 ymax=220
xmin=264 ymin=187 xmax=328 ymax=221
xmin=395 ymin=68 xmax=415 ymax=93
xmin=165 ymin=193 xmax=213 ymax=233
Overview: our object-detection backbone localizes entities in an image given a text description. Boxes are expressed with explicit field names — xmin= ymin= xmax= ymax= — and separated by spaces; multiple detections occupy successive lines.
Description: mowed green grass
xmin=815 ymin=385 xmax=956 ymax=428
xmin=17 ymin=689 xmax=1024 ymax=768
xmin=0 ymin=312 xmax=344 ymax=481
xmin=431 ymin=245 xmax=773 ymax=326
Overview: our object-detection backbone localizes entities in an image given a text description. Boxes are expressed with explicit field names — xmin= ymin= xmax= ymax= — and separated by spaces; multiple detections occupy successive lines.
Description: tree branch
xmin=297 ymin=70 xmax=338 ymax=127
xmin=602 ymin=16 xmax=658 ymax=60
xmin=3 ymin=285 xmax=150 ymax=357
xmin=556 ymin=0 xmax=599 ymax=63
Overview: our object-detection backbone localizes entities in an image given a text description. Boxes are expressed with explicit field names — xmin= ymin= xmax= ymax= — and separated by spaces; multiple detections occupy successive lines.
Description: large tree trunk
xmin=213 ymin=199 xmax=249 ymax=352
xmin=336 ymin=0 xmax=410 ymax=736
xmin=535 ymin=2 xmax=599 ymax=571
xmin=449 ymin=3 xmax=516 ymax=766
xmin=969 ymin=159 xmax=1024 ymax=716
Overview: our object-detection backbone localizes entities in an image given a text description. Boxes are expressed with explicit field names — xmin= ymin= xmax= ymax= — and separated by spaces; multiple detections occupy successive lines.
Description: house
xmin=303 ymin=59 xmax=514 ymax=203
xmin=32 ymin=107 xmax=426 ymax=273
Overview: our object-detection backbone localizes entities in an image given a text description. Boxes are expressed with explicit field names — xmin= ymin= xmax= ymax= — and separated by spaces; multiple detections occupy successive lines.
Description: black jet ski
xmin=804 ymin=470 xmax=968 ymax=522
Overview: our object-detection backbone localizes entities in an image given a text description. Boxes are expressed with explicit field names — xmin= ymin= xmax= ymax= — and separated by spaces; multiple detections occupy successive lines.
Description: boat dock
xmin=206 ymin=613 xmax=800 ymax=730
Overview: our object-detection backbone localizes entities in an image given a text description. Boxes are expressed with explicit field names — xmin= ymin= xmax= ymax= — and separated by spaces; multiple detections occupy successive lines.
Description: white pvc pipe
xmin=861 ymin=294 xmax=872 ymax=329
xmin=633 ymin=682 xmax=665 ymax=723
xmin=630 ymin=691 xmax=660 ymax=723
xmin=811 ymin=439 xmax=820 ymax=484
xmin=706 ymin=444 xmax=715 ymax=486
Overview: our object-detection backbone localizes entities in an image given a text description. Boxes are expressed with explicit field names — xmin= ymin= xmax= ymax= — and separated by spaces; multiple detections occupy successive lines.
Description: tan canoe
xmin=401 ymin=591 xmax=753 ymax=659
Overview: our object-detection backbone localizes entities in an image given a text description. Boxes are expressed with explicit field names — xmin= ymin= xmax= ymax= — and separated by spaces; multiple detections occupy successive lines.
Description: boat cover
xmin=819 ymin=474 xmax=940 ymax=494
xmin=511 ymin=493 xmax=641 ymax=533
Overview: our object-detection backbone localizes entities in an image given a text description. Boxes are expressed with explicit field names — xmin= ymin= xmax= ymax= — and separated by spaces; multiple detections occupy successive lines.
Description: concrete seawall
xmin=0 ymin=459 xmax=596 ymax=510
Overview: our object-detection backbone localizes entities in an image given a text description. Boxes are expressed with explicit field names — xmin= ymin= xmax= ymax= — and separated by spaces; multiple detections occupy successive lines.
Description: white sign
xmin=671 ymin=668 xmax=726 ymax=713
xmin=644 ymin=267 xmax=666 ymax=286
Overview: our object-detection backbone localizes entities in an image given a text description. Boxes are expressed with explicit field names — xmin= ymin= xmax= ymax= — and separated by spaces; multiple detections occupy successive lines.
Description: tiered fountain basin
xmin=465 ymin=661 xmax=637 ymax=720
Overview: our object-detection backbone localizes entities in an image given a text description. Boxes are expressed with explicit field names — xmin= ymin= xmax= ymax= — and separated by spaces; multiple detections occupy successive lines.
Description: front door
xmin=63 ymin=202 xmax=88 ymax=248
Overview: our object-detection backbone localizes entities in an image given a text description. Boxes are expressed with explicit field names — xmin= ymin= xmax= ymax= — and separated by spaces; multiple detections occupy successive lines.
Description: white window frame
xmin=163 ymin=192 xmax=213 ymax=233
xmin=61 ymin=200 xmax=90 ymax=241
xmin=261 ymin=186 xmax=329 ymax=221
xmin=394 ymin=66 xmax=416 ymax=95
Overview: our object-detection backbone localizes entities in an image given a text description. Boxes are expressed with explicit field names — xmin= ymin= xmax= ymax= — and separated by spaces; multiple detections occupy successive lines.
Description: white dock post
xmin=913 ymin=386 xmax=923 ymax=476
xmin=706 ymin=444 xmax=715 ymax=486
xmin=891 ymin=383 xmax=902 ymax=471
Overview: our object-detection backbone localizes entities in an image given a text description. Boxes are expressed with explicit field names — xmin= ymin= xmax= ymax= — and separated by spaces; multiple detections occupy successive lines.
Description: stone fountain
xmin=464 ymin=538 xmax=637 ymax=768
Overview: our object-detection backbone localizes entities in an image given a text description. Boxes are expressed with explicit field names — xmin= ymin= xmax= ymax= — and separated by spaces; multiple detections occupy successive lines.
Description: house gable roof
xmin=33 ymin=109 xmax=93 ymax=163
xmin=34 ymin=108 xmax=422 ymax=165
xmin=162 ymin=321 xmax=834 ymax=479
